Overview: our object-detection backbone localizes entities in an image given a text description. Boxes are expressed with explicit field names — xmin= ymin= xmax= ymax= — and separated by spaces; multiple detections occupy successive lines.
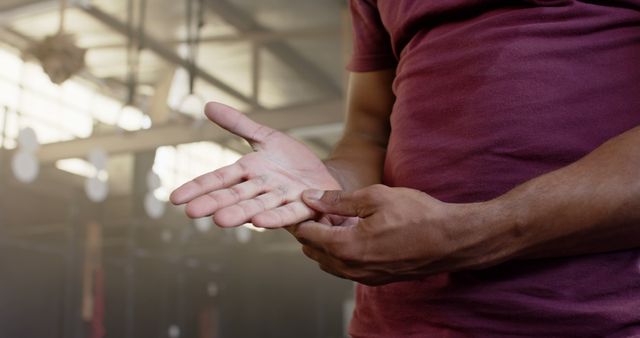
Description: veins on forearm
xmin=484 ymin=125 xmax=640 ymax=260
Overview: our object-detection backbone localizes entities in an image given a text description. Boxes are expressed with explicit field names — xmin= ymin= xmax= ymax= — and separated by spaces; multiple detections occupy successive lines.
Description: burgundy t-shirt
xmin=347 ymin=1 xmax=640 ymax=337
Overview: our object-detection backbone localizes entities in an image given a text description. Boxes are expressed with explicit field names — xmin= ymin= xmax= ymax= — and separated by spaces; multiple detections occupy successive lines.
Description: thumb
xmin=302 ymin=189 xmax=375 ymax=217
xmin=204 ymin=102 xmax=276 ymax=145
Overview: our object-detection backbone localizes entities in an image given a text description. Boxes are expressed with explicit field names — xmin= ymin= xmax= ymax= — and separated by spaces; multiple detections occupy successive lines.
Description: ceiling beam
xmin=206 ymin=0 xmax=342 ymax=98
xmin=0 ymin=0 xmax=58 ymax=23
xmin=76 ymin=2 xmax=261 ymax=108
xmin=37 ymin=100 xmax=344 ymax=163
xmin=84 ymin=26 xmax=342 ymax=50
xmin=0 ymin=26 xmax=129 ymax=101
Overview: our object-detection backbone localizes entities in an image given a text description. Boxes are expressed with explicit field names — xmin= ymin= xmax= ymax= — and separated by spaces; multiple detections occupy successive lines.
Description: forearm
xmin=324 ymin=134 xmax=386 ymax=191
xmin=477 ymin=125 xmax=640 ymax=262
xmin=323 ymin=70 xmax=394 ymax=191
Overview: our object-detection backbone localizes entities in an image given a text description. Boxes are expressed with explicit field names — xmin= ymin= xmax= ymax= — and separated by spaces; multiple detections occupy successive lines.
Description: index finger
xmin=205 ymin=102 xmax=276 ymax=144
xmin=301 ymin=189 xmax=374 ymax=218
xmin=292 ymin=221 xmax=354 ymax=253
xmin=170 ymin=163 xmax=245 ymax=205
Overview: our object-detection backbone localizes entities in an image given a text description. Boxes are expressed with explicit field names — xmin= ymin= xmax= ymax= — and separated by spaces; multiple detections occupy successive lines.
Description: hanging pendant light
xmin=193 ymin=217 xmax=213 ymax=233
xmin=234 ymin=226 xmax=252 ymax=244
xmin=176 ymin=0 xmax=206 ymax=127
xmin=85 ymin=147 xmax=109 ymax=203
xmin=27 ymin=0 xmax=85 ymax=84
xmin=11 ymin=127 xmax=40 ymax=183
xmin=85 ymin=176 xmax=109 ymax=203
xmin=115 ymin=0 xmax=150 ymax=132
xmin=144 ymin=169 xmax=165 ymax=219
xmin=12 ymin=151 xmax=39 ymax=183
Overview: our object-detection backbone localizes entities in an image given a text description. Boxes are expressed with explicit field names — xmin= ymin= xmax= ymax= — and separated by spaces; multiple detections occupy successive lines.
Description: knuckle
xmin=273 ymin=186 xmax=288 ymax=205
xmin=352 ymin=184 xmax=388 ymax=206
xmin=347 ymin=269 xmax=373 ymax=284
xmin=234 ymin=161 xmax=248 ymax=178
xmin=205 ymin=190 xmax=223 ymax=204
xmin=322 ymin=191 xmax=342 ymax=205
xmin=341 ymin=269 xmax=359 ymax=281
xmin=238 ymin=203 xmax=253 ymax=219
xmin=252 ymin=125 xmax=276 ymax=142
xmin=212 ymin=170 xmax=227 ymax=186
xmin=363 ymin=187 xmax=381 ymax=199
xmin=253 ymin=196 xmax=267 ymax=213
xmin=192 ymin=175 xmax=208 ymax=187
xmin=229 ymin=185 xmax=244 ymax=199
xmin=334 ymin=248 xmax=352 ymax=262
xmin=272 ymin=208 xmax=286 ymax=226
xmin=370 ymin=184 xmax=389 ymax=196
xmin=283 ymin=203 xmax=298 ymax=216
xmin=353 ymin=188 xmax=371 ymax=199
xmin=256 ymin=174 xmax=268 ymax=186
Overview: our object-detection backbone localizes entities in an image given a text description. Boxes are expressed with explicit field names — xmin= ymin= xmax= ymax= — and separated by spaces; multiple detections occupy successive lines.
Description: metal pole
xmin=1 ymin=105 xmax=8 ymax=149
xmin=125 ymin=220 xmax=136 ymax=338
xmin=0 ymin=106 xmax=9 ymax=230
xmin=62 ymin=194 xmax=82 ymax=338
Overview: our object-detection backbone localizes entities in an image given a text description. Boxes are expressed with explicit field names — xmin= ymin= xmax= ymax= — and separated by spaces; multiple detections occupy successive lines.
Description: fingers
xmin=301 ymin=245 xmax=390 ymax=286
xmin=301 ymin=188 xmax=377 ymax=217
xmin=170 ymin=163 xmax=244 ymax=205
xmin=204 ymin=102 xmax=277 ymax=145
xmin=213 ymin=190 xmax=286 ymax=227
xmin=251 ymin=201 xmax=316 ymax=228
xmin=184 ymin=177 xmax=267 ymax=218
xmin=301 ymin=245 xmax=351 ymax=278
xmin=292 ymin=221 xmax=353 ymax=251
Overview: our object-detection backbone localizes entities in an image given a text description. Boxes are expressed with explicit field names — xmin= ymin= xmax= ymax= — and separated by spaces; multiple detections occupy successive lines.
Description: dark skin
xmin=292 ymin=71 xmax=640 ymax=286
xmin=172 ymin=69 xmax=640 ymax=286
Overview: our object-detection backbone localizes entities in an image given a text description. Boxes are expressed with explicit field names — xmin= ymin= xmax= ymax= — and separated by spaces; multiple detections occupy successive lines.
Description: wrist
xmin=322 ymin=158 xmax=374 ymax=191
xmin=322 ymin=160 xmax=347 ymax=190
xmin=445 ymin=198 xmax=529 ymax=270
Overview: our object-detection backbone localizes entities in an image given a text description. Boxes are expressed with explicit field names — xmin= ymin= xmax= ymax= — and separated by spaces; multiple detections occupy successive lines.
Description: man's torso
xmin=348 ymin=1 xmax=640 ymax=336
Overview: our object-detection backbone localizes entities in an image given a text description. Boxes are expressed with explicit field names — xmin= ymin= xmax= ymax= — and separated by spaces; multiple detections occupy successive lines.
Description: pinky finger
xmin=251 ymin=201 xmax=316 ymax=229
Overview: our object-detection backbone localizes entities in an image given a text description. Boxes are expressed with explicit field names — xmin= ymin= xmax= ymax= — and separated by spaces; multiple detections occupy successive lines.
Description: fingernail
xmin=303 ymin=189 xmax=323 ymax=200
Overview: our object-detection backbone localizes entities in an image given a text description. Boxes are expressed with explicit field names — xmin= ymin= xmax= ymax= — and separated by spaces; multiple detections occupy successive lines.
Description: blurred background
xmin=0 ymin=0 xmax=353 ymax=337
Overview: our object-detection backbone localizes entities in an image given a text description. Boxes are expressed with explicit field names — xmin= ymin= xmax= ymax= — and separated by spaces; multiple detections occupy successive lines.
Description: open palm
xmin=170 ymin=102 xmax=341 ymax=228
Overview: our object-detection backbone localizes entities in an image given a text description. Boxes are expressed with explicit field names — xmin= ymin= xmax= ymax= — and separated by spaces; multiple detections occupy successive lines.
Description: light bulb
xmin=144 ymin=192 xmax=165 ymax=219
xmin=17 ymin=127 xmax=40 ymax=153
xmin=85 ymin=176 xmax=108 ymax=202
xmin=194 ymin=217 xmax=213 ymax=233
xmin=88 ymin=148 xmax=108 ymax=171
xmin=178 ymin=93 xmax=204 ymax=116
xmin=235 ymin=226 xmax=252 ymax=244
xmin=12 ymin=151 xmax=39 ymax=183
xmin=168 ymin=325 xmax=180 ymax=338
xmin=117 ymin=105 xmax=145 ymax=131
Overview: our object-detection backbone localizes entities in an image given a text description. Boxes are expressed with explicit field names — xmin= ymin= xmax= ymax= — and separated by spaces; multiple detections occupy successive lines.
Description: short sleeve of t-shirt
xmin=347 ymin=0 xmax=397 ymax=72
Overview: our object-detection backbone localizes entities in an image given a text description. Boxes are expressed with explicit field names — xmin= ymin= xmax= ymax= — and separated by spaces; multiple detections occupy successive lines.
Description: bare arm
xmin=482 ymin=124 xmax=640 ymax=260
xmin=292 ymin=124 xmax=640 ymax=284
xmin=324 ymin=70 xmax=395 ymax=191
